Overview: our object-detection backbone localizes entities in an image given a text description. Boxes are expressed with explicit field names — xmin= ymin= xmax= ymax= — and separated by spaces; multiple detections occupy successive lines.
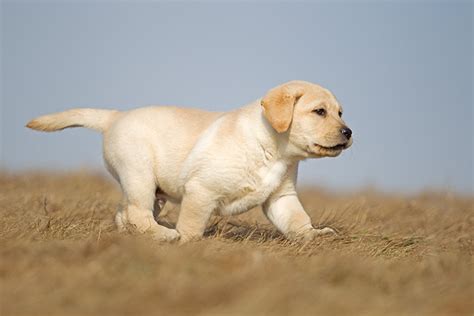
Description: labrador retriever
xmin=27 ymin=80 xmax=353 ymax=242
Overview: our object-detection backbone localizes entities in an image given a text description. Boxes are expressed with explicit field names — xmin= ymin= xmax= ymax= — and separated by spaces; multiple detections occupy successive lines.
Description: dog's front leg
xmin=176 ymin=185 xmax=217 ymax=243
xmin=263 ymin=194 xmax=335 ymax=240
xmin=262 ymin=163 xmax=335 ymax=240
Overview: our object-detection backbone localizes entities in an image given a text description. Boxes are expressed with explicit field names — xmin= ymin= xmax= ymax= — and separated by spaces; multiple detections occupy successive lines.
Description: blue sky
xmin=1 ymin=1 xmax=472 ymax=193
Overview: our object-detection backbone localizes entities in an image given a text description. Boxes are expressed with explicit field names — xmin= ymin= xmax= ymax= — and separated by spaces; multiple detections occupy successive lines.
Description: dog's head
xmin=261 ymin=80 xmax=352 ymax=158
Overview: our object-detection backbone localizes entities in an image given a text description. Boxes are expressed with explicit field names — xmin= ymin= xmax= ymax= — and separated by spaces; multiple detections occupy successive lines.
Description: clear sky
xmin=1 ymin=1 xmax=472 ymax=193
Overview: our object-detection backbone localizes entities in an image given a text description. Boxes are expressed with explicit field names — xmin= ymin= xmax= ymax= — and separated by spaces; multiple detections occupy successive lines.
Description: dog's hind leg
xmin=153 ymin=187 xmax=168 ymax=220
xmin=115 ymin=198 xmax=127 ymax=232
xmin=176 ymin=184 xmax=217 ymax=242
xmin=119 ymin=169 xmax=180 ymax=242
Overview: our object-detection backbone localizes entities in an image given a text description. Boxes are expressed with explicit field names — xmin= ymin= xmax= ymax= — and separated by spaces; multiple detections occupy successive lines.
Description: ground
xmin=0 ymin=171 xmax=472 ymax=316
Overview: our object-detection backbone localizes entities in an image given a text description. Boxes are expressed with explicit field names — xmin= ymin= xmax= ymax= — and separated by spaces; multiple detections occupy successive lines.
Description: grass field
xmin=0 ymin=171 xmax=472 ymax=316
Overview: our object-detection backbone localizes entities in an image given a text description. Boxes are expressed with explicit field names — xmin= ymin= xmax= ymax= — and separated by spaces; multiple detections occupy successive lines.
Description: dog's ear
xmin=260 ymin=82 xmax=305 ymax=133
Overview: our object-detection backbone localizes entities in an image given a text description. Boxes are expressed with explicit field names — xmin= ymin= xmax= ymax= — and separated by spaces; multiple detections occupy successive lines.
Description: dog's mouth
xmin=308 ymin=142 xmax=349 ymax=157
xmin=306 ymin=140 xmax=352 ymax=157
xmin=313 ymin=143 xmax=347 ymax=151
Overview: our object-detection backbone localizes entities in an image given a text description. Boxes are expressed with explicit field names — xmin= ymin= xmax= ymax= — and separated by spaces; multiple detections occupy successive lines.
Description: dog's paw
xmin=151 ymin=227 xmax=180 ymax=242
xmin=287 ymin=226 xmax=337 ymax=241
xmin=312 ymin=226 xmax=337 ymax=236
xmin=294 ymin=227 xmax=337 ymax=241
xmin=178 ymin=234 xmax=203 ymax=244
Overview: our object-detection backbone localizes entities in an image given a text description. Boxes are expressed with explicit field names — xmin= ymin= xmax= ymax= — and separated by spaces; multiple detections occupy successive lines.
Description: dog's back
xmin=103 ymin=106 xmax=222 ymax=200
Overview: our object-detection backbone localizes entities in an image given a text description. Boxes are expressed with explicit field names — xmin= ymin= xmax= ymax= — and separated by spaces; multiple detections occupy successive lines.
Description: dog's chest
xmin=219 ymin=160 xmax=288 ymax=215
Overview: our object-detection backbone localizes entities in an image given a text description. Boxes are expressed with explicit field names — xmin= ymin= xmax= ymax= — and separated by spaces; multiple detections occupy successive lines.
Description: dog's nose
xmin=341 ymin=127 xmax=352 ymax=140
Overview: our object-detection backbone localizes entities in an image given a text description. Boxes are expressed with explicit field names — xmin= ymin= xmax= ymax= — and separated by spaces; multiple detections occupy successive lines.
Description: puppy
xmin=27 ymin=81 xmax=353 ymax=242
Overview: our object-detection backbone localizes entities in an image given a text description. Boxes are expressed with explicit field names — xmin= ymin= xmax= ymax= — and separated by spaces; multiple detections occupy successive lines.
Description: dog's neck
xmin=248 ymin=100 xmax=308 ymax=164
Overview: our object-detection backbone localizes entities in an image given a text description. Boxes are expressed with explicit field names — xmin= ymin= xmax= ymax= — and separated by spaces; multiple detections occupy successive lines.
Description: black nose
xmin=341 ymin=127 xmax=352 ymax=140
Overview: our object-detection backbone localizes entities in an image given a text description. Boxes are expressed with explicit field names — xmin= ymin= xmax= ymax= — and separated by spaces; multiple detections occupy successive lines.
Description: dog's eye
xmin=338 ymin=111 xmax=342 ymax=117
xmin=313 ymin=108 xmax=326 ymax=116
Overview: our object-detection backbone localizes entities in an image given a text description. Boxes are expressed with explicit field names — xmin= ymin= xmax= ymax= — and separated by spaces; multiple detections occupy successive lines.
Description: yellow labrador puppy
xmin=27 ymin=80 xmax=353 ymax=242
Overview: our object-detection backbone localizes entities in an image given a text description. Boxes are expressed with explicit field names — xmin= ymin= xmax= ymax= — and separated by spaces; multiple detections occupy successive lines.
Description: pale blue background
xmin=1 ymin=1 xmax=473 ymax=193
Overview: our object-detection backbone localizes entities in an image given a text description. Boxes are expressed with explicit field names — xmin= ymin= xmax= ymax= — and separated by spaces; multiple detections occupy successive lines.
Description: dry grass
xmin=0 ymin=171 xmax=473 ymax=316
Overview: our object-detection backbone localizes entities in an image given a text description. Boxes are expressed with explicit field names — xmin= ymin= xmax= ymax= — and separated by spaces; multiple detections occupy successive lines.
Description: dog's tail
xmin=26 ymin=108 xmax=120 ymax=133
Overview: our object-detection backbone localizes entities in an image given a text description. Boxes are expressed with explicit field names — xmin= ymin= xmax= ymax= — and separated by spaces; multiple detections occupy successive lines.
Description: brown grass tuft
xmin=0 ymin=171 xmax=472 ymax=315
